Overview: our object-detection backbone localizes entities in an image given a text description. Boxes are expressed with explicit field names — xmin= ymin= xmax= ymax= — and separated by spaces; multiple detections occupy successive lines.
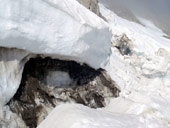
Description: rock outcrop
xmin=77 ymin=0 xmax=106 ymax=19
xmin=112 ymin=34 xmax=132 ymax=55
xmin=77 ymin=0 xmax=100 ymax=15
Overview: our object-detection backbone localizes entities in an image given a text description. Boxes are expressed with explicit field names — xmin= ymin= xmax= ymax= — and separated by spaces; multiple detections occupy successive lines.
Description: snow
xmin=0 ymin=48 xmax=29 ymax=107
xmin=0 ymin=106 xmax=27 ymax=128
xmin=99 ymin=3 xmax=170 ymax=128
xmin=0 ymin=0 xmax=111 ymax=126
xmin=99 ymin=4 xmax=170 ymax=56
xmin=38 ymin=103 xmax=161 ymax=128
xmin=0 ymin=0 xmax=111 ymax=69
xmin=0 ymin=0 xmax=111 ymax=107
xmin=1 ymin=0 xmax=170 ymax=128
xmin=36 ymin=2 xmax=170 ymax=128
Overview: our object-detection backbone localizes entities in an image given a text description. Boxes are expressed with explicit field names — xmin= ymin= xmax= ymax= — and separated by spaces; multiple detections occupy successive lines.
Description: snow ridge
xmin=0 ymin=0 xmax=111 ymax=69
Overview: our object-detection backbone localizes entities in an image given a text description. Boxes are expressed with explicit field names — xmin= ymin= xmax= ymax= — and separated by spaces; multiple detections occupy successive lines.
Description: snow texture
xmin=0 ymin=0 xmax=111 ymax=107
xmin=1 ymin=0 xmax=170 ymax=128
xmin=0 ymin=0 xmax=111 ymax=69
xmin=38 ymin=3 xmax=170 ymax=128
xmin=99 ymin=4 xmax=170 ymax=55
xmin=38 ymin=103 xmax=163 ymax=128
xmin=100 ymin=4 xmax=170 ymax=128
xmin=0 ymin=0 xmax=111 ymax=126
xmin=0 ymin=48 xmax=29 ymax=107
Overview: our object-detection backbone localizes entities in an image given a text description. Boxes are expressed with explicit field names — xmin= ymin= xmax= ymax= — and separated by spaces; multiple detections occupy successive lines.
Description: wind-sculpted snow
xmin=0 ymin=0 xmax=111 ymax=69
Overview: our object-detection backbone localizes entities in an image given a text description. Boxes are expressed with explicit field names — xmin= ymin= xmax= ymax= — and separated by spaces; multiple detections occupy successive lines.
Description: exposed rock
xmin=77 ymin=0 xmax=106 ymax=19
xmin=163 ymin=35 xmax=170 ymax=40
xmin=112 ymin=34 xmax=132 ymax=56
xmin=8 ymin=57 xmax=120 ymax=128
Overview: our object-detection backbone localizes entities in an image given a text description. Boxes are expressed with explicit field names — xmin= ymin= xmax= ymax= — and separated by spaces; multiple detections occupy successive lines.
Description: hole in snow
xmin=8 ymin=56 xmax=120 ymax=128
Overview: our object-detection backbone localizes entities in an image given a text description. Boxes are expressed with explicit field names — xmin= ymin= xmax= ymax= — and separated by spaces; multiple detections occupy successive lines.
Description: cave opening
xmin=13 ymin=57 xmax=102 ymax=100
xmin=7 ymin=56 xmax=120 ymax=128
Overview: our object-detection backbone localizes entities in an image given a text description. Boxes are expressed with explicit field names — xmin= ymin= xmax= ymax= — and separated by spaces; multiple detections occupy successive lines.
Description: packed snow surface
xmin=0 ymin=0 xmax=111 ymax=69
xmin=38 ymin=104 xmax=160 ymax=128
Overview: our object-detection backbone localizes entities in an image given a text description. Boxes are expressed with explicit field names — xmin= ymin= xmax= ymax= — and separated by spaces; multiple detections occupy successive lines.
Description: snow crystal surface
xmin=0 ymin=0 xmax=111 ymax=69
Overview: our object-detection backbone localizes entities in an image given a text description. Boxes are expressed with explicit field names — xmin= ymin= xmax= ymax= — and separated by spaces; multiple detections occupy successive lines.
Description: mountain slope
xmin=0 ymin=1 xmax=170 ymax=128
xmin=39 ymin=3 xmax=170 ymax=128
xmin=100 ymin=4 xmax=170 ymax=128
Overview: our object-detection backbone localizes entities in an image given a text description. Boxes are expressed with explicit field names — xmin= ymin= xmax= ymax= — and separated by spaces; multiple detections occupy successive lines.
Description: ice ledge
xmin=0 ymin=0 xmax=111 ymax=69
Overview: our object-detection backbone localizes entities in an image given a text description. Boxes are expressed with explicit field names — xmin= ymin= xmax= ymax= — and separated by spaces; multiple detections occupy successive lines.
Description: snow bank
xmin=100 ymin=3 xmax=170 ymax=128
xmin=0 ymin=0 xmax=111 ymax=107
xmin=38 ymin=103 xmax=159 ymax=128
xmin=104 ymin=38 xmax=170 ymax=128
xmin=37 ymin=2 xmax=170 ymax=128
xmin=99 ymin=4 xmax=170 ymax=56
xmin=0 ymin=48 xmax=29 ymax=107
xmin=0 ymin=0 xmax=111 ymax=69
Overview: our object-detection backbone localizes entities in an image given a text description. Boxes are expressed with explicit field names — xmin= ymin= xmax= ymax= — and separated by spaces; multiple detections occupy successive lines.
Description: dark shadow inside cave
xmin=7 ymin=56 xmax=120 ymax=128
xmin=14 ymin=57 xmax=102 ymax=100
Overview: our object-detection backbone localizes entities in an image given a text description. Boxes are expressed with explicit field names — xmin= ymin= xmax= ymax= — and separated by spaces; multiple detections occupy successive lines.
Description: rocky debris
xmin=77 ymin=0 xmax=106 ymax=20
xmin=112 ymin=34 xmax=132 ymax=55
xmin=163 ymin=35 xmax=170 ymax=40
xmin=8 ymin=57 xmax=120 ymax=128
